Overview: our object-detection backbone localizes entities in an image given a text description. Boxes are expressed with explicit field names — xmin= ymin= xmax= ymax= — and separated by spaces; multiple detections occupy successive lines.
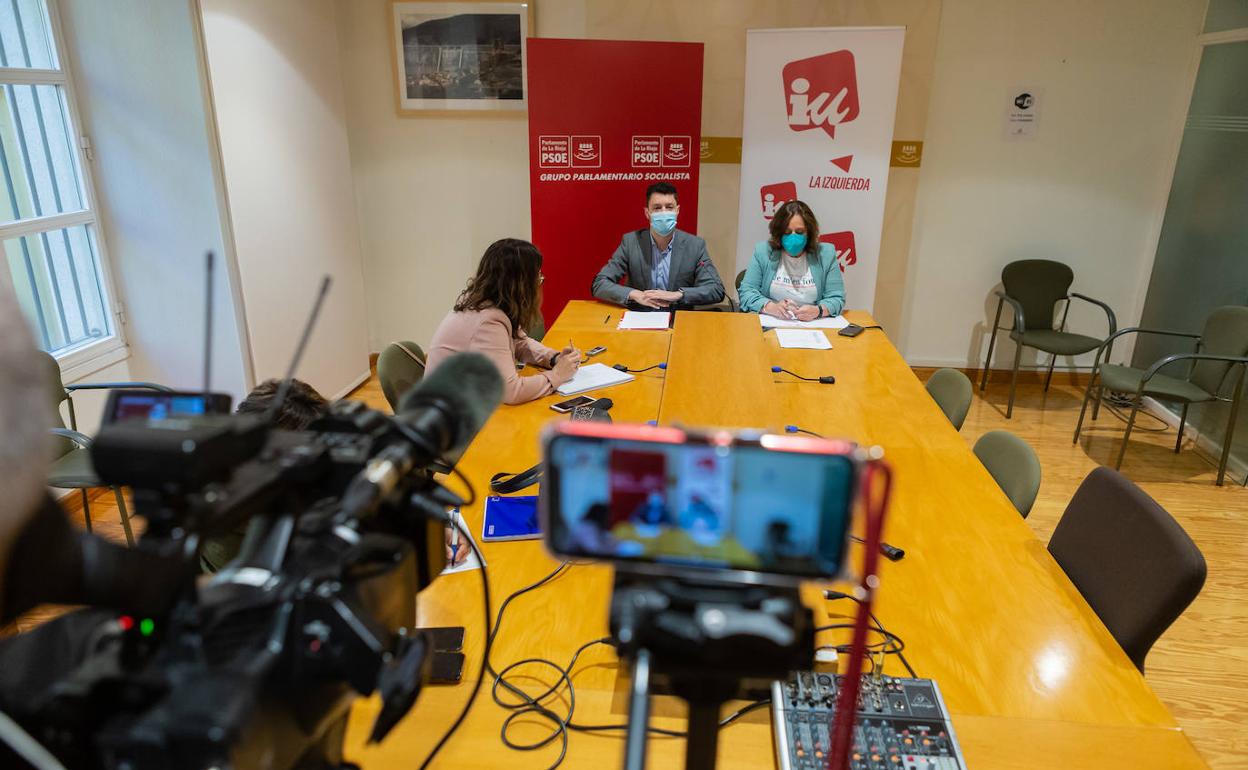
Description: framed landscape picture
xmin=390 ymin=1 xmax=534 ymax=115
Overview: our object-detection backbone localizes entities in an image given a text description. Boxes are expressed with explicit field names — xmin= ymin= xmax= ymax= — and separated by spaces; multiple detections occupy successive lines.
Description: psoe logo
xmin=662 ymin=136 xmax=691 ymax=167
xmin=782 ymin=50 xmax=860 ymax=139
xmin=570 ymin=136 xmax=601 ymax=168
xmin=819 ymin=231 xmax=857 ymax=272
xmin=759 ymin=182 xmax=797 ymax=220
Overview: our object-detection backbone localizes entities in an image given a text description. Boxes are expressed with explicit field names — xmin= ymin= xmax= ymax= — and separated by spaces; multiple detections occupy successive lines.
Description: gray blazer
xmin=591 ymin=229 xmax=726 ymax=307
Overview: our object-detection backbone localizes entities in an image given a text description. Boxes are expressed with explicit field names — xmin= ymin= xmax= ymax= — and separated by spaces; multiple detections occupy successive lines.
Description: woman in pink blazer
xmin=427 ymin=239 xmax=581 ymax=405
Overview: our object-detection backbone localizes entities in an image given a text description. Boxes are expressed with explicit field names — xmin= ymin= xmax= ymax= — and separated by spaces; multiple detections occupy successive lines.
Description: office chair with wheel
xmin=37 ymin=351 xmax=172 ymax=546
xmin=1048 ymin=466 xmax=1206 ymax=671
xmin=376 ymin=340 xmax=427 ymax=413
xmin=972 ymin=430 xmax=1041 ymax=517
xmin=1073 ymin=305 xmax=1248 ymax=486
xmin=980 ymin=260 xmax=1116 ymax=418
xmin=925 ymin=368 xmax=973 ymax=431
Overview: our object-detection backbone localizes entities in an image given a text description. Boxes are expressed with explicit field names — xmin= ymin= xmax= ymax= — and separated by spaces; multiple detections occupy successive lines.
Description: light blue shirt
xmin=650 ymin=232 xmax=675 ymax=290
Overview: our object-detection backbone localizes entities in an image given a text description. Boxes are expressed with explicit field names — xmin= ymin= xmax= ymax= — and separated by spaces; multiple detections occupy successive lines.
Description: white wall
xmin=335 ymin=0 xmax=554 ymax=352
xmin=336 ymin=0 xmax=941 ymax=352
xmin=900 ymin=0 xmax=1207 ymax=369
xmin=200 ymin=0 xmax=370 ymax=398
xmin=59 ymin=0 xmax=251 ymax=405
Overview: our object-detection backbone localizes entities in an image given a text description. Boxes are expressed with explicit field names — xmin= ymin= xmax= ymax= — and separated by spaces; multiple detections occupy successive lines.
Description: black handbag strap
xmin=490 ymin=464 xmax=543 ymax=494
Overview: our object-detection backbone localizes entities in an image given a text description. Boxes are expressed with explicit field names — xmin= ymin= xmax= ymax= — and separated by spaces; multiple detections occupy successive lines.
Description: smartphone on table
xmin=540 ymin=422 xmax=870 ymax=583
xmin=551 ymin=395 xmax=596 ymax=413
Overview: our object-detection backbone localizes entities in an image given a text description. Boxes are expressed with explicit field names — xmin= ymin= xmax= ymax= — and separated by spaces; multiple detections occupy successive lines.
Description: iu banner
xmin=528 ymin=39 xmax=703 ymax=322
xmin=735 ymin=28 xmax=904 ymax=314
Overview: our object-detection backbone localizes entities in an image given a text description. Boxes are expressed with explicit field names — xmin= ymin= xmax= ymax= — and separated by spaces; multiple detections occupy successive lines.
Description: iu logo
xmin=819 ymin=231 xmax=857 ymax=272
xmin=759 ymin=181 xmax=797 ymax=220
xmin=783 ymin=51 xmax=860 ymax=139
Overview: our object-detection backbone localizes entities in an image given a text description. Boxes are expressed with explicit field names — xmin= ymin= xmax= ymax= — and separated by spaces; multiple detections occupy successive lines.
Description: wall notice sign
xmin=1005 ymin=87 xmax=1042 ymax=139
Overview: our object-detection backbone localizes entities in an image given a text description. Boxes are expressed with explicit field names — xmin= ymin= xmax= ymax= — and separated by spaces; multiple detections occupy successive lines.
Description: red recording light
xmin=118 ymin=615 xmax=134 ymax=631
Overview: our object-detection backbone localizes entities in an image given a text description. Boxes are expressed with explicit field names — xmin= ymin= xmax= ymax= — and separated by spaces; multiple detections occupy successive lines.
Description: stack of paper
xmin=758 ymin=314 xmax=850 ymax=330
xmin=619 ymin=311 xmax=671 ymax=330
xmin=556 ymin=362 xmax=635 ymax=395
xmin=775 ymin=329 xmax=833 ymax=350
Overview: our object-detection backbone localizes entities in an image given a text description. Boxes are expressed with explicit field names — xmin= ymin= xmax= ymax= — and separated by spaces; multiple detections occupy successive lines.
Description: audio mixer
xmin=771 ymin=672 xmax=967 ymax=770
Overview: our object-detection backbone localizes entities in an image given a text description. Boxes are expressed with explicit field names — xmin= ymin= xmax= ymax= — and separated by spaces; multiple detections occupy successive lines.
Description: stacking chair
xmin=38 ymin=352 xmax=171 ymax=546
xmin=376 ymin=341 xmax=427 ymax=413
xmin=1048 ymin=467 xmax=1206 ymax=671
xmin=1073 ymin=305 xmax=1248 ymax=486
xmin=525 ymin=313 xmax=547 ymax=342
xmin=980 ymin=260 xmax=1116 ymax=418
xmin=972 ymin=430 xmax=1041 ymax=517
xmin=925 ymin=368 xmax=973 ymax=431
xmin=735 ymin=270 xmax=746 ymax=293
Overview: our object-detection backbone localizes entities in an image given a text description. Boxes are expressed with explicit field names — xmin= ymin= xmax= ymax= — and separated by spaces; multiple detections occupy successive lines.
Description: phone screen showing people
xmin=545 ymin=435 xmax=855 ymax=579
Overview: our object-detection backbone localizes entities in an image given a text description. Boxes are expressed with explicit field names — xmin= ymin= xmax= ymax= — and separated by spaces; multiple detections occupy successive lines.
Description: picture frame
xmin=389 ymin=1 xmax=535 ymax=116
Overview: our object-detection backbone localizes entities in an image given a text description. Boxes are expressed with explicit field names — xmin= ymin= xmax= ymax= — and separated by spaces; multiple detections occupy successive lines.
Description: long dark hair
xmin=454 ymin=238 xmax=543 ymax=336
xmin=767 ymin=200 xmax=821 ymax=257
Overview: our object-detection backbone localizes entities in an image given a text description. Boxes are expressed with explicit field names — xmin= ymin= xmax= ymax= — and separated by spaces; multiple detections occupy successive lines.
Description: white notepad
xmin=758 ymin=314 xmax=850 ymax=330
xmin=776 ymin=329 xmax=833 ymax=350
xmin=619 ymin=311 xmax=671 ymax=330
xmin=556 ymin=363 xmax=635 ymax=395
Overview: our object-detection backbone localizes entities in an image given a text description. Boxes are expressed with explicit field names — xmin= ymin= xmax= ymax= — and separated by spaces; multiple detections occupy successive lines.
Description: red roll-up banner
xmin=528 ymin=39 xmax=704 ymax=322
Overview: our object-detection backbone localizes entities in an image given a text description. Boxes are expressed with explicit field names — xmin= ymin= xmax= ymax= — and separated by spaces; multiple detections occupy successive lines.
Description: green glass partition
xmin=1133 ymin=40 xmax=1248 ymax=482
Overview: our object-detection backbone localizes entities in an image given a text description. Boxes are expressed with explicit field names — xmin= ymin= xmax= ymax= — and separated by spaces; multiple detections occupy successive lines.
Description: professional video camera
xmin=8 ymin=351 xmax=503 ymax=770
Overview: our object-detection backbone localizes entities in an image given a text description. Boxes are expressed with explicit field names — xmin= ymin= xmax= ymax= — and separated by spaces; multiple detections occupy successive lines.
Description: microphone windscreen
xmin=398 ymin=352 xmax=503 ymax=452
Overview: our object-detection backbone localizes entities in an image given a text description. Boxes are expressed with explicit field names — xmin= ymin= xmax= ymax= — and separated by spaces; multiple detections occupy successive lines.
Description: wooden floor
xmin=947 ymin=373 xmax=1247 ymax=770
xmin=8 ymin=373 xmax=1245 ymax=768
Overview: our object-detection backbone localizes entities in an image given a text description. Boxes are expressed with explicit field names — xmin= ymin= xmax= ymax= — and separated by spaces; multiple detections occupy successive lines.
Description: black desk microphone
xmin=771 ymin=366 xmax=835 ymax=384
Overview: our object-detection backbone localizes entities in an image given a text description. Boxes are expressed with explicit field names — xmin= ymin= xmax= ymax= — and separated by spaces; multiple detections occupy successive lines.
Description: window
xmin=0 ymin=0 xmax=120 ymax=367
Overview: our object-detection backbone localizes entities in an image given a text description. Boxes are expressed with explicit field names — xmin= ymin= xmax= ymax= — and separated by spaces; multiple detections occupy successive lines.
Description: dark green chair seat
xmin=1015 ymin=329 xmax=1102 ymax=357
xmin=925 ymin=368 xmax=973 ymax=431
xmin=376 ymin=341 xmax=427 ymax=413
xmin=973 ymin=430 xmax=1042 ymax=517
xmin=47 ymin=446 xmax=102 ymax=488
xmin=1098 ymin=365 xmax=1215 ymax=404
xmin=525 ymin=313 xmax=546 ymax=342
xmin=1074 ymin=305 xmax=1248 ymax=486
xmin=980 ymin=259 xmax=1116 ymax=418
xmin=36 ymin=351 xmax=172 ymax=545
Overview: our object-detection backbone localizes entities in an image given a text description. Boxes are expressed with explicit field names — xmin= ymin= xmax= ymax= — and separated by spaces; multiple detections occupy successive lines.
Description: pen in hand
xmin=449 ymin=513 xmax=461 ymax=565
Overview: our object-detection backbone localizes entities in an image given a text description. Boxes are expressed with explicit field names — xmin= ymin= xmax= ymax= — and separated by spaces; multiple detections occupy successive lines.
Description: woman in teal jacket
xmin=737 ymin=200 xmax=846 ymax=320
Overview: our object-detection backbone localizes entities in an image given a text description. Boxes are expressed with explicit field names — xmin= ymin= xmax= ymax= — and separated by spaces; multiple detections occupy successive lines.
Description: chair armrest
xmin=50 ymin=427 xmax=93 ymax=448
xmin=1096 ymin=326 xmax=1201 ymax=353
xmin=993 ymin=290 xmax=1026 ymax=332
xmin=1069 ymin=292 xmax=1117 ymax=336
xmin=1090 ymin=326 xmax=1202 ymax=371
xmin=1142 ymin=353 xmax=1248 ymax=390
xmin=65 ymin=381 xmax=173 ymax=393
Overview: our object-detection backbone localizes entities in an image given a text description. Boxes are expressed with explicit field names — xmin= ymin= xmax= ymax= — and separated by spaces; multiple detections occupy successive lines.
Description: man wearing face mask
xmin=591 ymin=182 xmax=726 ymax=309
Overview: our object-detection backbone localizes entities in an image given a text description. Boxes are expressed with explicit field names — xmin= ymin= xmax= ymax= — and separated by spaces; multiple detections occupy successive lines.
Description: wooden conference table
xmin=343 ymin=301 xmax=1206 ymax=769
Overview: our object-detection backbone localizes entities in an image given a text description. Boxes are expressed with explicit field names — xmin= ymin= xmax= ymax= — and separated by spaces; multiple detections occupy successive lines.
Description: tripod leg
xmin=685 ymin=699 xmax=723 ymax=770
xmin=623 ymin=648 xmax=653 ymax=770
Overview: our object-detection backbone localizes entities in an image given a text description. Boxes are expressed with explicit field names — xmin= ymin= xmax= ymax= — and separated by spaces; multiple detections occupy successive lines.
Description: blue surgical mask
xmin=650 ymin=211 xmax=677 ymax=237
xmin=781 ymin=233 xmax=807 ymax=256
